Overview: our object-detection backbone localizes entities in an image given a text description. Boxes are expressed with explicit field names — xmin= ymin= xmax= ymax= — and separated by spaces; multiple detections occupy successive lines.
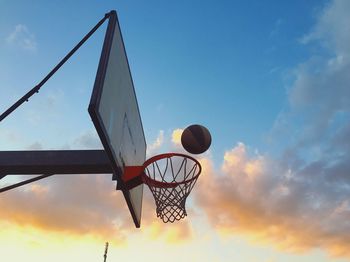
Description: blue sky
xmin=0 ymin=0 xmax=326 ymax=154
xmin=1 ymin=1 xmax=350 ymax=261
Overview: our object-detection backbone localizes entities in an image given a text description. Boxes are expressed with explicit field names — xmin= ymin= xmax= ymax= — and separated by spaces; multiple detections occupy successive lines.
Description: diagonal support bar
xmin=0 ymin=11 xmax=113 ymax=123
xmin=0 ymin=174 xmax=53 ymax=193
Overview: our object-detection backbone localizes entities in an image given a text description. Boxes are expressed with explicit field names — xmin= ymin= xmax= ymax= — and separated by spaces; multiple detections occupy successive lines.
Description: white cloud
xmin=0 ymin=127 xmax=22 ymax=144
xmin=195 ymin=143 xmax=350 ymax=258
xmin=300 ymin=0 xmax=350 ymax=57
xmin=26 ymin=142 xmax=43 ymax=150
xmin=146 ymin=130 xmax=164 ymax=156
xmin=272 ymin=0 xmax=350 ymax=152
xmin=6 ymin=24 xmax=37 ymax=51
xmin=73 ymin=130 xmax=103 ymax=149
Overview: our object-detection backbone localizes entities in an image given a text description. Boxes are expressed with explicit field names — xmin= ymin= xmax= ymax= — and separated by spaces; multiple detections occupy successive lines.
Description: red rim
xmin=141 ymin=153 xmax=202 ymax=188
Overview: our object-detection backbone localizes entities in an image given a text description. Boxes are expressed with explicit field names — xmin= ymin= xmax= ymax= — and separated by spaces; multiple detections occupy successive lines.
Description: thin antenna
xmin=103 ymin=242 xmax=109 ymax=262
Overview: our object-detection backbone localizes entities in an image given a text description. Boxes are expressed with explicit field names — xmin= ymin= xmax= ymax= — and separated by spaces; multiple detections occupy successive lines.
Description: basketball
xmin=181 ymin=124 xmax=212 ymax=154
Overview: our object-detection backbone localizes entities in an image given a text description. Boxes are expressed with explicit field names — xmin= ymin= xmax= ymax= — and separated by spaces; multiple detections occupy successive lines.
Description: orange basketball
xmin=181 ymin=124 xmax=211 ymax=154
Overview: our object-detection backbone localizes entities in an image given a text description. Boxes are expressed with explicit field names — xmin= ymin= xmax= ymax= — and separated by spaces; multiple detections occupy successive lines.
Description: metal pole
xmin=0 ymin=11 xmax=114 ymax=123
xmin=0 ymin=150 xmax=112 ymax=175
xmin=103 ymin=242 xmax=109 ymax=262
xmin=0 ymin=174 xmax=53 ymax=193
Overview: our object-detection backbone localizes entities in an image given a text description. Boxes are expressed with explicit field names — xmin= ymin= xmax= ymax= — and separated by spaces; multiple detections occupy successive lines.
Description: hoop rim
xmin=142 ymin=153 xmax=200 ymax=167
xmin=141 ymin=152 xmax=202 ymax=188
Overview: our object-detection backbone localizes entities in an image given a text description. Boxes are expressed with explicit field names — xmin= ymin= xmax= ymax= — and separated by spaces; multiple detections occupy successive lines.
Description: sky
xmin=1 ymin=0 xmax=350 ymax=261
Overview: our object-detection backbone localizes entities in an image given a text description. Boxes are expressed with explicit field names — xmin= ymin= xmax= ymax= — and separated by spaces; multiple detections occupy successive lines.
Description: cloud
xmin=26 ymin=142 xmax=43 ymax=150
xmin=277 ymin=1 xmax=350 ymax=220
xmin=6 ymin=24 xmax=37 ymax=51
xmin=171 ymin=128 xmax=183 ymax=146
xmin=146 ymin=130 xmax=164 ymax=156
xmin=269 ymin=0 xmax=350 ymax=165
xmin=300 ymin=0 xmax=350 ymax=56
xmin=0 ymin=174 xmax=128 ymax=241
xmin=0 ymin=126 xmax=194 ymax=244
xmin=140 ymin=190 xmax=194 ymax=242
xmin=285 ymin=0 xmax=350 ymax=144
xmin=270 ymin=0 xmax=349 ymax=145
xmin=0 ymin=126 xmax=193 ymax=244
xmin=146 ymin=128 xmax=189 ymax=156
xmin=195 ymin=1 xmax=350 ymax=258
xmin=73 ymin=130 xmax=103 ymax=149
xmin=195 ymin=143 xmax=350 ymax=257
xmin=2 ymin=2 xmax=349 ymax=254
xmin=0 ymin=171 xmax=192 ymax=244
xmin=0 ymin=127 xmax=22 ymax=144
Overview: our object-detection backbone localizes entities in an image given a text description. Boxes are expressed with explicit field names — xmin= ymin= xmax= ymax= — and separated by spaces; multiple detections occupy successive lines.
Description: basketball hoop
xmin=123 ymin=153 xmax=202 ymax=223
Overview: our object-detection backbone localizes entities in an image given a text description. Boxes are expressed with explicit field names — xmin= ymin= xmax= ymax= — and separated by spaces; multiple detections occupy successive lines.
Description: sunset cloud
xmin=0 ymin=129 xmax=193 ymax=245
xmin=1 ymin=2 xmax=350 ymax=261
xmin=0 ymin=174 xmax=127 ymax=241
xmin=195 ymin=143 xmax=350 ymax=257
xmin=171 ymin=128 xmax=183 ymax=146
xmin=0 ymin=172 xmax=192 ymax=244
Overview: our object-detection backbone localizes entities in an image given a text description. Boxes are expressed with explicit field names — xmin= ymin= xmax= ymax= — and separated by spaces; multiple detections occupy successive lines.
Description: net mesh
xmin=142 ymin=153 xmax=201 ymax=223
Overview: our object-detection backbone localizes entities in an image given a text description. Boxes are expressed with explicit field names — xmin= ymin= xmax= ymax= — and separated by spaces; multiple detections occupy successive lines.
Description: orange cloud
xmin=140 ymin=186 xmax=194 ymax=242
xmin=171 ymin=128 xmax=183 ymax=146
xmin=0 ymin=175 xmax=129 ymax=242
xmin=0 ymin=173 xmax=192 ymax=244
xmin=194 ymin=143 xmax=350 ymax=258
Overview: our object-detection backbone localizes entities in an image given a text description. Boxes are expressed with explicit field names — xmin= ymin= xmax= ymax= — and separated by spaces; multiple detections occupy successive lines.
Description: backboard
xmin=89 ymin=11 xmax=146 ymax=228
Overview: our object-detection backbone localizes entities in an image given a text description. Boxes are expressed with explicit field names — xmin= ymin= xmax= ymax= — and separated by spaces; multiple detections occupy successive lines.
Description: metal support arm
xmin=0 ymin=11 xmax=114 ymax=123
xmin=0 ymin=150 xmax=112 ymax=175
xmin=0 ymin=174 xmax=53 ymax=193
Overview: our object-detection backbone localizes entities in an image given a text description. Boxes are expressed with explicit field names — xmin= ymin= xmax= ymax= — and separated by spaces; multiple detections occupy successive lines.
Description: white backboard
xmin=89 ymin=11 xmax=146 ymax=228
